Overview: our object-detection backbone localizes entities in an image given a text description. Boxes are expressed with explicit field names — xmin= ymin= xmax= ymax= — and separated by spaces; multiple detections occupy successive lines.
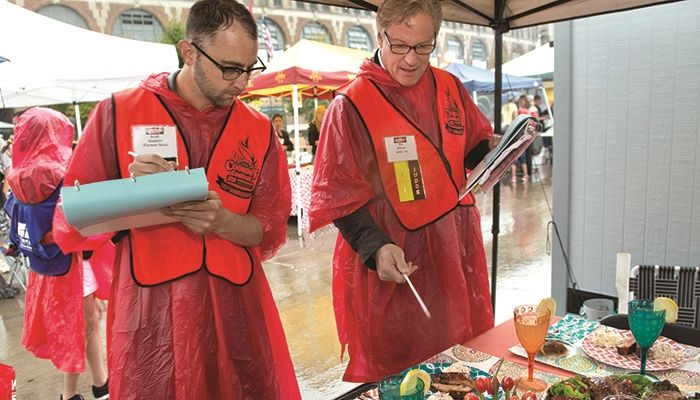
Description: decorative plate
xmin=581 ymin=327 xmax=689 ymax=371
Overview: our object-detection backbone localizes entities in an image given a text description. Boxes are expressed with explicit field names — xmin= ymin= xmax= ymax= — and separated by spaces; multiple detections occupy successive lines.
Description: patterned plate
xmin=581 ymin=327 xmax=689 ymax=371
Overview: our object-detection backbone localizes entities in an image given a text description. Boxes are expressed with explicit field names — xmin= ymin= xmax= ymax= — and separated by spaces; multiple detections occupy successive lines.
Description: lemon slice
xmin=400 ymin=369 xmax=431 ymax=396
xmin=653 ymin=297 xmax=678 ymax=323
xmin=537 ymin=297 xmax=557 ymax=317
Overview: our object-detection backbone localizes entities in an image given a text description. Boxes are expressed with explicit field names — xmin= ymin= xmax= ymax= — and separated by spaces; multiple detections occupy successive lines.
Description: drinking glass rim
xmin=628 ymin=299 xmax=665 ymax=315
xmin=513 ymin=304 xmax=551 ymax=317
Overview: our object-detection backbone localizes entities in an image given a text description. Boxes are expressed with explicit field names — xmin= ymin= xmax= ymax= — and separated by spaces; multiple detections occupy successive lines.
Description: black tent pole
xmin=490 ymin=23 xmax=504 ymax=313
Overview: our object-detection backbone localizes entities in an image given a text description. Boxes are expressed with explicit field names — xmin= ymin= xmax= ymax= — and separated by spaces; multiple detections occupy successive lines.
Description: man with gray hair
xmin=309 ymin=0 xmax=496 ymax=382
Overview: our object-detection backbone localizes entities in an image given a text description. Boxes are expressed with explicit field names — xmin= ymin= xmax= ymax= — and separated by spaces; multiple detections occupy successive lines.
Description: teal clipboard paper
xmin=60 ymin=168 xmax=209 ymax=236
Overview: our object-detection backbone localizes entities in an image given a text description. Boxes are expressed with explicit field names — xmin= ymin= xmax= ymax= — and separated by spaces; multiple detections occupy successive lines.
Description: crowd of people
xmin=1 ymin=0 xmax=518 ymax=398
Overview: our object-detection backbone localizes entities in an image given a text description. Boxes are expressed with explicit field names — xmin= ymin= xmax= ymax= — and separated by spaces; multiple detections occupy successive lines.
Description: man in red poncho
xmin=52 ymin=0 xmax=300 ymax=398
xmin=7 ymin=107 xmax=111 ymax=400
xmin=308 ymin=0 xmax=496 ymax=382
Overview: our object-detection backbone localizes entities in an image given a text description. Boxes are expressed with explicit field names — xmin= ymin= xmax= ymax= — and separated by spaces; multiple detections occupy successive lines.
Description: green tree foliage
xmin=162 ymin=20 xmax=185 ymax=68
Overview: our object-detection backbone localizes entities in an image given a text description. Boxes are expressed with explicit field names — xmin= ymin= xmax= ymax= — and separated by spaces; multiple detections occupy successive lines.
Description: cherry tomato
xmin=502 ymin=376 xmax=515 ymax=391
xmin=521 ymin=390 xmax=537 ymax=400
xmin=475 ymin=377 xmax=492 ymax=393
xmin=465 ymin=393 xmax=481 ymax=400
xmin=486 ymin=377 xmax=499 ymax=395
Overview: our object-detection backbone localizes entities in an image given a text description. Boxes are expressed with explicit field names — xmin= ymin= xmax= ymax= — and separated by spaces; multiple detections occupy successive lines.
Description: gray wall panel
xmin=552 ymin=0 xmax=700 ymax=302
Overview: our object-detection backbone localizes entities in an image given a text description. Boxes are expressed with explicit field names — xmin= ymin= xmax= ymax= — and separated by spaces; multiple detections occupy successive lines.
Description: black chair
xmin=599 ymin=314 xmax=700 ymax=347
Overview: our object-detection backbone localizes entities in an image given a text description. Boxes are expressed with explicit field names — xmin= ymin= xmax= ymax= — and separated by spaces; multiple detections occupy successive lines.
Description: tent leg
xmin=292 ymin=85 xmax=302 ymax=237
xmin=490 ymin=25 xmax=505 ymax=313
xmin=73 ymin=102 xmax=83 ymax=137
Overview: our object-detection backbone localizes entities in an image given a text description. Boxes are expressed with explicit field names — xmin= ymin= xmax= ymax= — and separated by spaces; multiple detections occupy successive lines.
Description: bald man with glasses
xmin=309 ymin=0 xmax=496 ymax=382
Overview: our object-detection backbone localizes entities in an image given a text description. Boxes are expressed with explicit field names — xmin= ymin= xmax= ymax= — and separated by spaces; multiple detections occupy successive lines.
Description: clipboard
xmin=60 ymin=168 xmax=209 ymax=236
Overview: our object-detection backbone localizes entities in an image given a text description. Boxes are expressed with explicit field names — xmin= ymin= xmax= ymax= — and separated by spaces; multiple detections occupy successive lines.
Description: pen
xmin=402 ymin=273 xmax=432 ymax=320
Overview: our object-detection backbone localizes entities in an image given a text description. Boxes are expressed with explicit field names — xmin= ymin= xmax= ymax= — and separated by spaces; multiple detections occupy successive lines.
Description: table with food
xmin=349 ymin=297 xmax=700 ymax=400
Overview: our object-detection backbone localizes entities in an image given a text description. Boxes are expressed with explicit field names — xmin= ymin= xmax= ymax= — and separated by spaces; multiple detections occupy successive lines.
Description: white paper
xmin=131 ymin=125 xmax=178 ymax=160
xmin=384 ymin=135 xmax=418 ymax=163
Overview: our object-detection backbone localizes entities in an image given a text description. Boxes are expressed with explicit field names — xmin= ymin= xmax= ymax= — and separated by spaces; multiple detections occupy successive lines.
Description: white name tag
xmin=384 ymin=135 xmax=418 ymax=163
xmin=131 ymin=125 xmax=178 ymax=161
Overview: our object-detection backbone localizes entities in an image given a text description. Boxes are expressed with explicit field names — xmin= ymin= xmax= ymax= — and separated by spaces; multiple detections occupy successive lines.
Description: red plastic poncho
xmin=10 ymin=107 xmax=110 ymax=373
xmin=309 ymin=59 xmax=495 ymax=382
xmin=53 ymin=73 xmax=300 ymax=400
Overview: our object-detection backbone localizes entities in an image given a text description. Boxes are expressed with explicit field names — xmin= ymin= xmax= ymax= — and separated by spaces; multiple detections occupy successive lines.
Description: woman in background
xmin=306 ymin=105 xmax=326 ymax=159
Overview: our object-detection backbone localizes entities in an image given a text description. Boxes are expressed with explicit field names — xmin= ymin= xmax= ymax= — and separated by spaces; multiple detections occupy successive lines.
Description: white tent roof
xmin=501 ymin=43 xmax=554 ymax=79
xmin=0 ymin=0 xmax=178 ymax=108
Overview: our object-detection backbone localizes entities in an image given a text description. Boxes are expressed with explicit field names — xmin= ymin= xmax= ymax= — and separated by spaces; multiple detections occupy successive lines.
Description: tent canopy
xmin=501 ymin=42 xmax=554 ymax=80
xmin=444 ymin=63 xmax=541 ymax=93
xmin=301 ymin=0 xmax=683 ymax=29
xmin=242 ymin=39 xmax=370 ymax=99
xmin=0 ymin=0 xmax=178 ymax=108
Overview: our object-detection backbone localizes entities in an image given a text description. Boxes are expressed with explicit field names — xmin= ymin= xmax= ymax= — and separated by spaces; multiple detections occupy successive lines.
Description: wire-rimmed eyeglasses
xmin=383 ymin=31 xmax=436 ymax=55
xmin=190 ymin=42 xmax=266 ymax=81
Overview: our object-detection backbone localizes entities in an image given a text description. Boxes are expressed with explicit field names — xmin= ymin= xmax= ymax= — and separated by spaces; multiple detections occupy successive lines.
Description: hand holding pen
xmin=127 ymin=151 xmax=176 ymax=176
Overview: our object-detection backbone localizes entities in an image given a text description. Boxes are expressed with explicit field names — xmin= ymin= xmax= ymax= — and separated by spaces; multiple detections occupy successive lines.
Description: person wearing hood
xmin=52 ymin=0 xmax=299 ymax=398
xmin=6 ymin=107 xmax=111 ymax=400
xmin=308 ymin=0 xmax=496 ymax=382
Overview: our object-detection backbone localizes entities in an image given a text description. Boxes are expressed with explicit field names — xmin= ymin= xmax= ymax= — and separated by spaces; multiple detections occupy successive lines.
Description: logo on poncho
xmin=444 ymin=88 xmax=464 ymax=135
xmin=216 ymin=137 xmax=259 ymax=199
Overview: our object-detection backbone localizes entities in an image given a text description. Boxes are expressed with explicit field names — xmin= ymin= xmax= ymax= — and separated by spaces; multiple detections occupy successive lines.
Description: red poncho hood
xmin=9 ymin=107 xmax=74 ymax=204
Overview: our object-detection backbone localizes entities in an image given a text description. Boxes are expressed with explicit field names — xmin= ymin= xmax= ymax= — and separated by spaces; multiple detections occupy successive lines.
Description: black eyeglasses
xmin=383 ymin=31 xmax=436 ymax=55
xmin=190 ymin=42 xmax=266 ymax=81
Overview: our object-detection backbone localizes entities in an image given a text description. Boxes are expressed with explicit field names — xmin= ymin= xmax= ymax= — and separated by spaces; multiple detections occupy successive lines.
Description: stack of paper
xmin=460 ymin=114 xmax=540 ymax=198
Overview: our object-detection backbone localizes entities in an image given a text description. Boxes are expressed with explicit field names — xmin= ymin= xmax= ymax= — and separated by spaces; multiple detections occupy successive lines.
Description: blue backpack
xmin=4 ymin=186 xmax=71 ymax=276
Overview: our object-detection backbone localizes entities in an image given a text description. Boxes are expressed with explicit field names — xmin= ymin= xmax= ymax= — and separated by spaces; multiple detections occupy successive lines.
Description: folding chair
xmin=2 ymin=244 xmax=29 ymax=292
xmin=615 ymin=253 xmax=700 ymax=329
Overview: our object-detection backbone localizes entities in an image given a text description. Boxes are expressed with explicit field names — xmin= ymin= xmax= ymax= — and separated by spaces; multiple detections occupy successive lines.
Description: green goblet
xmin=627 ymin=299 xmax=665 ymax=375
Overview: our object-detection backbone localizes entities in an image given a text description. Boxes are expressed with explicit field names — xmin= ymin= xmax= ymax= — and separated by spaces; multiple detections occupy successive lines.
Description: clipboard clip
xmin=74 ymin=180 xmax=80 ymax=192
xmin=130 ymin=172 xmax=137 ymax=183
xmin=185 ymin=166 xmax=190 ymax=175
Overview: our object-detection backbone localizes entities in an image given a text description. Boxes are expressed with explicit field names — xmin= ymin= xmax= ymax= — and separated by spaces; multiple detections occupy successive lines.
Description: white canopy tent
xmin=502 ymin=42 xmax=554 ymax=80
xmin=0 ymin=0 xmax=178 ymax=122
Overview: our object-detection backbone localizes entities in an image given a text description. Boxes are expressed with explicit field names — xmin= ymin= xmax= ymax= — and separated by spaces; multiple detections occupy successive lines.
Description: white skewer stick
xmin=402 ymin=273 xmax=432 ymax=320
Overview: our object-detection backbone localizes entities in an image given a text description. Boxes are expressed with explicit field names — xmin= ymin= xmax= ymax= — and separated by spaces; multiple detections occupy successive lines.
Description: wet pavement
xmin=0 ymin=164 xmax=553 ymax=400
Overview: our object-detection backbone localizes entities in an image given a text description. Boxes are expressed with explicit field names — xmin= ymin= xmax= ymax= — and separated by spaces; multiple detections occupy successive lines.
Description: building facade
xmin=10 ymin=0 xmax=548 ymax=67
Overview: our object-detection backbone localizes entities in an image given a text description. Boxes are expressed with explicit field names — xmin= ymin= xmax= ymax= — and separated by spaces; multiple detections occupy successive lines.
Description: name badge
xmin=132 ymin=125 xmax=178 ymax=165
xmin=384 ymin=135 xmax=418 ymax=163
xmin=384 ymin=136 xmax=426 ymax=202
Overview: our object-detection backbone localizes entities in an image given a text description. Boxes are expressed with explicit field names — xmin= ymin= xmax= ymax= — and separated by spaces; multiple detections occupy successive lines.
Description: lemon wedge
xmin=537 ymin=297 xmax=557 ymax=317
xmin=653 ymin=297 xmax=678 ymax=323
xmin=400 ymin=369 xmax=431 ymax=396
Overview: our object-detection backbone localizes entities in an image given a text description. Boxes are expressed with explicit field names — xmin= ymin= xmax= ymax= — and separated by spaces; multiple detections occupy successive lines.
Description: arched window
xmin=112 ymin=9 xmax=163 ymax=42
xmin=471 ymin=39 xmax=487 ymax=62
xmin=347 ymin=26 xmax=372 ymax=52
xmin=257 ymin=18 xmax=285 ymax=51
xmin=37 ymin=5 xmax=88 ymax=29
xmin=446 ymin=36 xmax=464 ymax=62
xmin=301 ymin=22 xmax=332 ymax=44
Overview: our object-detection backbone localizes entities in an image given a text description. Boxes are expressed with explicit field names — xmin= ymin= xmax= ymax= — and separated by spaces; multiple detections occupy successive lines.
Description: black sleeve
xmin=464 ymin=139 xmax=491 ymax=170
xmin=283 ymin=132 xmax=294 ymax=152
xmin=308 ymin=124 xmax=319 ymax=146
xmin=333 ymin=205 xmax=392 ymax=270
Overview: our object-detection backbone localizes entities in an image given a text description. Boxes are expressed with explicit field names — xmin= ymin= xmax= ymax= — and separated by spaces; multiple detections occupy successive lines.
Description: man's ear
xmin=178 ymin=40 xmax=195 ymax=66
